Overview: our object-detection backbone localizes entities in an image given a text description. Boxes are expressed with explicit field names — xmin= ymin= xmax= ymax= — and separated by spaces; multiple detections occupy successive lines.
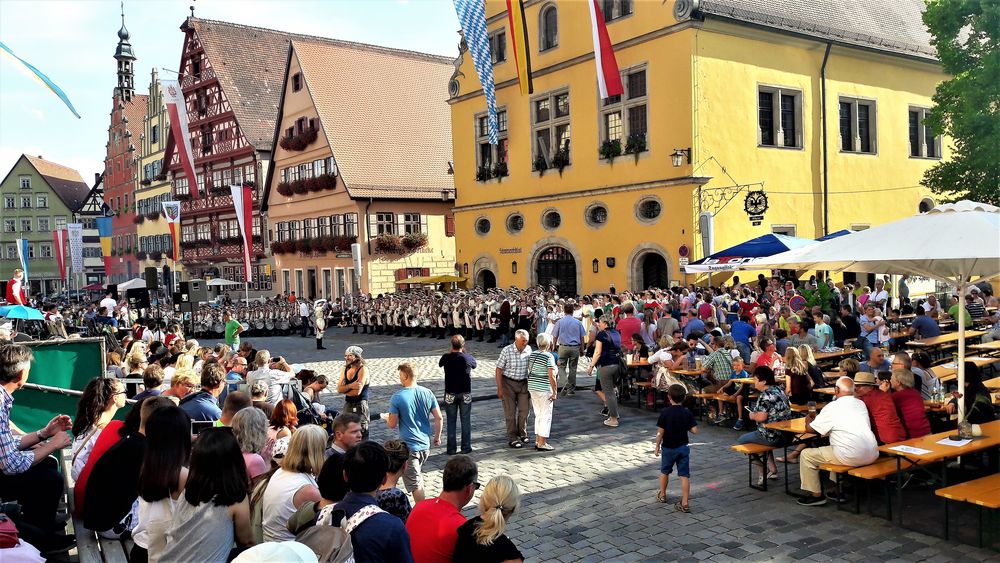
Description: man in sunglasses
xmin=406 ymin=455 xmax=479 ymax=563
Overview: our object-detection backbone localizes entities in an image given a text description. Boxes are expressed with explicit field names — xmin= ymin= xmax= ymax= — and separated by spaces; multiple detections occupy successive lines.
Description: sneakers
xmin=733 ymin=420 xmax=744 ymax=430
xmin=600 ymin=406 xmax=609 ymax=417
xmin=535 ymin=443 xmax=555 ymax=451
xmin=797 ymin=494 xmax=828 ymax=506
xmin=603 ymin=418 xmax=619 ymax=428
xmin=509 ymin=441 xmax=523 ymax=449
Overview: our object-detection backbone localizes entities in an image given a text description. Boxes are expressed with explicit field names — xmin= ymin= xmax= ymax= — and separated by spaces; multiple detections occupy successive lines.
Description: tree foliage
xmin=922 ymin=0 xmax=1000 ymax=205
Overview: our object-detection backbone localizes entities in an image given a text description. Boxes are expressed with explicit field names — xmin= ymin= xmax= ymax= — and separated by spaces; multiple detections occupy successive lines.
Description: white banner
xmin=161 ymin=79 xmax=200 ymax=198
xmin=67 ymin=223 xmax=84 ymax=273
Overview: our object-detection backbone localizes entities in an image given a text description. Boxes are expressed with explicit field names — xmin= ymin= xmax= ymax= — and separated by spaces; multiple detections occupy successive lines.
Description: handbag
xmin=0 ymin=514 xmax=19 ymax=549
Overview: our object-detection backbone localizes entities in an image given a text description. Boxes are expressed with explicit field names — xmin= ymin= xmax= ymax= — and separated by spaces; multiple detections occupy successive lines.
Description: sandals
xmin=656 ymin=492 xmax=667 ymax=503
xmin=675 ymin=502 xmax=690 ymax=513
xmin=776 ymin=455 xmax=800 ymax=464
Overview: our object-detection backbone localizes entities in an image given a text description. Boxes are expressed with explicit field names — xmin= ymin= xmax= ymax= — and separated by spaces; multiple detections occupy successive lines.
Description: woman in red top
xmin=74 ymin=398 xmax=146 ymax=515
xmin=887 ymin=369 xmax=931 ymax=439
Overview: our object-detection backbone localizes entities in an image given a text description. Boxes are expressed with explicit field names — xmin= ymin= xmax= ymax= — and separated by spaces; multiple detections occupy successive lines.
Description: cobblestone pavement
xmin=249 ymin=328 xmax=1000 ymax=562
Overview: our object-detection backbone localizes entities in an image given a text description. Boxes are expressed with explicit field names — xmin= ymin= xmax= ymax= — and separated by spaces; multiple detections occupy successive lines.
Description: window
xmin=586 ymin=204 xmax=608 ymax=227
xmin=532 ymin=90 xmax=570 ymax=168
xmin=5 ymin=245 xmax=15 ymax=260
xmin=506 ymin=213 xmax=524 ymax=234
xmin=181 ymin=225 xmax=194 ymax=243
xmin=326 ymin=156 xmax=338 ymax=177
xmin=20 ymin=218 xmax=32 ymax=232
xmin=330 ymin=215 xmax=344 ymax=236
xmin=636 ymin=197 xmax=662 ymax=222
xmin=174 ymin=176 xmax=189 ymax=196
xmin=771 ymin=225 xmax=797 ymax=236
xmin=475 ymin=217 xmax=491 ymax=235
xmin=19 ymin=176 xmax=31 ymax=190
xmin=292 ymin=73 xmax=303 ymax=92
xmin=36 ymin=194 xmax=48 ymax=208
xmin=374 ymin=212 xmax=395 ymax=235
xmin=201 ymin=126 xmax=212 ymax=154
xmin=299 ymin=162 xmax=312 ymax=180
xmin=603 ymin=0 xmax=633 ymax=21
xmin=475 ymin=109 xmax=509 ymax=175
xmin=26 ymin=244 xmax=34 ymax=259
xmin=303 ymin=218 xmax=317 ymax=239
xmin=839 ymin=97 xmax=877 ymax=154
xmin=37 ymin=217 xmax=50 ymax=232
xmin=55 ymin=216 xmax=66 ymax=230
xmin=3 ymin=219 xmax=14 ymax=232
xmin=20 ymin=196 xmax=31 ymax=209
xmin=542 ymin=209 xmax=561 ymax=230
xmin=276 ymin=222 xmax=289 ymax=242
xmin=151 ymin=124 xmax=159 ymax=144
xmin=313 ymin=159 xmax=325 ymax=178
xmin=345 ymin=213 xmax=358 ymax=237
xmin=402 ymin=213 xmax=423 ymax=235
xmin=196 ymin=222 xmax=211 ymax=241
xmin=318 ymin=216 xmax=330 ymax=237
xmin=490 ymin=29 xmax=506 ymax=64
xmin=600 ymin=66 xmax=647 ymax=149
xmin=3 ymin=195 xmax=13 ymax=208
xmin=539 ymin=4 xmax=558 ymax=51
xmin=908 ymin=107 xmax=941 ymax=159
xmin=758 ymin=86 xmax=802 ymax=148
xmin=39 ymin=243 xmax=52 ymax=258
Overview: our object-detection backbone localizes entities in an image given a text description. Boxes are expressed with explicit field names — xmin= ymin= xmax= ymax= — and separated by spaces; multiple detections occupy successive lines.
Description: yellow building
xmin=262 ymin=39 xmax=457 ymax=299
xmin=135 ymin=69 xmax=183 ymax=287
xmin=449 ymin=0 xmax=947 ymax=294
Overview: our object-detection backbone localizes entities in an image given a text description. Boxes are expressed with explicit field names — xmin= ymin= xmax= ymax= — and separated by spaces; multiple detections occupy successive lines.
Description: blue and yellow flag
xmin=0 ymin=40 xmax=81 ymax=119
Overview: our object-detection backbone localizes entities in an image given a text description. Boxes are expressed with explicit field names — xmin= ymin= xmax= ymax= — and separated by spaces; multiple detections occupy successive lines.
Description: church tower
xmin=114 ymin=2 xmax=136 ymax=102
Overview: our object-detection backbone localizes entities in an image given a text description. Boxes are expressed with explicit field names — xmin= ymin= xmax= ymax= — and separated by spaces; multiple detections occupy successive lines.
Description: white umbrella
xmin=117 ymin=278 xmax=148 ymax=291
xmin=208 ymin=278 xmax=242 ymax=287
xmin=747 ymin=200 xmax=1000 ymax=420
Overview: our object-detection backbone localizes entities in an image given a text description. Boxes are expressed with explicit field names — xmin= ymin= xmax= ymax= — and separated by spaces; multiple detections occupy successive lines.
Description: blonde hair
xmin=474 ymin=475 xmax=520 ymax=546
xmin=254 ymin=349 xmax=272 ymax=370
xmin=398 ymin=362 xmax=417 ymax=381
xmin=281 ymin=424 xmax=327 ymax=476
xmin=175 ymin=353 xmax=194 ymax=371
xmin=783 ymin=347 xmax=806 ymax=375
xmin=171 ymin=367 xmax=199 ymax=389
xmin=798 ymin=344 xmax=817 ymax=366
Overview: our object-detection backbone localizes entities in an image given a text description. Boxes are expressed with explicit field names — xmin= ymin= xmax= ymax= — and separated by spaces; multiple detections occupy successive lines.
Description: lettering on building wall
xmin=499 ymin=247 xmax=522 ymax=255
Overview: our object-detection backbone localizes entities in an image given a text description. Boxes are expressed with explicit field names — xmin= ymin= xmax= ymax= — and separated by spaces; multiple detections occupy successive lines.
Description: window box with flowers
xmin=600 ymin=139 xmax=623 ymax=163
xmin=402 ymin=232 xmax=428 ymax=251
xmin=135 ymin=251 xmax=148 ymax=260
xmin=149 ymin=251 xmax=163 ymax=261
xmin=552 ymin=147 xmax=571 ymax=175
xmin=374 ymin=233 xmax=405 ymax=254
xmin=133 ymin=214 xmax=145 ymax=224
xmin=210 ymin=184 xmax=229 ymax=196
xmin=279 ymin=127 xmax=318 ymax=151
xmin=145 ymin=211 xmax=160 ymax=221
xmin=276 ymin=173 xmax=336 ymax=197
xmin=624 ymin=132 xmax=647 ymax=163
xmin=175 ymin=193 xmax=192 ymax=202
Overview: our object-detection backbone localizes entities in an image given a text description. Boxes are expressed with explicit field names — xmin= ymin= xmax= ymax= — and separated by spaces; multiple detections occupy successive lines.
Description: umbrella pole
xmin=956 ymin=276 xmax=966 ymax=423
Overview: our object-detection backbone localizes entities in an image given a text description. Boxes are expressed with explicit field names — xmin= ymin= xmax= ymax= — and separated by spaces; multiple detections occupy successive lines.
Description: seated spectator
xmin=74 ymin=399 xmax=144 ymax=518
xmin=887 ymin=370 xmax=931 ymax=439
xmin=798 ymin=345 xmax=827 ymax=389
xmin=372 ymin=439 xmax=412 ymax=523
xmin=859 ymin=348 xmax=891 ymax=375
xmin=798 ymin=377 xmax=879 ymax=506
xmin=262 ymin=399 xmax=297 ymax=461
xmin=250 ymin=380 xmax=274 ymax=419
xmin=286 ymin=446 xmax=349 ymax=537
xmin=180 ymin=362 xmax=226 ymax=422
xmin=84 ymin=396 xmax=175 ymax=536
xmin=161 ymin=428 xmax=254 ymax=562
xmin=232 ymin=407 xmax=269 ymax=481
xmin=854 ymin=372 xmax=907 ymax=444
xmin=331 ymin=442 xmax=413 ymax=562
xmin=220 ymin=391 xmax=252 ymax=426
xmin=261 ymin=425 xmax=325 ymax=542
xmin=326 ymin=412 xmax=364 ymax=458
xmin=248 ymin=350 xmax=292 ymax=405
xmin=908 ymin=351 xmax=939 ymax=401
xmin=133 ymin=363 xmax=165 ymax=402
xmin=124 ymin=353 xmax=148 ymax=397
xmin=944 ymin=362 xmax=997 ymax=424
xmin=453 ymin=475 xmax=524 ymax=563
xmin=774 ymin=329 xmax=790 ymax=356
xmin=787 ymin=319 xmax=818 ymax=351
xmin=70 ymin=377 xmax=127 ymax=480
xmin=132 ymin=406 xmax=191 ymax=562
xmin=783 ymin=347 xmax=813 ymax=406
xmin=161 ymin=367 xmax=198 ymax=403
xmin=220 ymin=355 xmax=248 ymax=404
xmin=407 ymin=455 xmax=478 ymax=563
xmin=738 ymin=367 xmax=792 ymax=483
xmin=838 ymin=358 xmax=861 ymax=380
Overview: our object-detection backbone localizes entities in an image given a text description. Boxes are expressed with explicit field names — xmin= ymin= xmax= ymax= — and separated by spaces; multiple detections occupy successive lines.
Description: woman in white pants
xmin=526 ymin=333 xmax=558 ymax=451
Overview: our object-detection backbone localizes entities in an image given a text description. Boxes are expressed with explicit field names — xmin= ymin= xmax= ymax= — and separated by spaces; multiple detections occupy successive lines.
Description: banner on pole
xmin=67 ymin=223 xmax=84 ymax=274
xmin=588 ymin=0 xmax=624 ymax=99
xmin=230 ymin=185 xmax=253 ymax=283
xmin=96 ymin=216 xmax=113 ymax=275
xmin=15 ymin=238 xmax=29 ymax=285
xmin=454 ymin=0 xmax=498 ymax=144
xmin=52 ymin=229 xmax=67 ymax=282
xmin=162 ymin=201 xmax=182 ymax=260
xmin=161 ymin=78 xmax=200 ymax=198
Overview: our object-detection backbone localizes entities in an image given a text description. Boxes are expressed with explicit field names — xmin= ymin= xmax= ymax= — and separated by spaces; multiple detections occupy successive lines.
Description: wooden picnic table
xmin=930 ymin=356 xmax=1000 ymax=383
xmin=764 ymin=417 xmax=809 ymax=434
xmin=969 ymin=341 xmax=1000 ymax=355
xmin=906 ymin=330 xmax=986 ymax=349
xmin=984 ymin=376 xmax=1000 ymax=390
xmin=813 ymin=349 xmax=861 ymax=366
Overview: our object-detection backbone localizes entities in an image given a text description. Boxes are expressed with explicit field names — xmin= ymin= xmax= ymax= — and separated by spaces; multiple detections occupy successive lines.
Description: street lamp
xmin=592 ymin=258 xmax=599 ymax=273
xmin=511 ymin=261 xmax=517 ymax=274
xmin=671 ymin=148 xmax=691 ymax=167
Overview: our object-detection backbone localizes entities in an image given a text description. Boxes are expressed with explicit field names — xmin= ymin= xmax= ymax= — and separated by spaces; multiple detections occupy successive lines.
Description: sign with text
xmin=67 ymin=223 xmax=84 ymax=273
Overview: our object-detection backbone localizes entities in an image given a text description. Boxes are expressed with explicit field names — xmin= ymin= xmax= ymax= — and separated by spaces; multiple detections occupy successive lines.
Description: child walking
xmin=654 ymin=384 xmax=698 ymax=512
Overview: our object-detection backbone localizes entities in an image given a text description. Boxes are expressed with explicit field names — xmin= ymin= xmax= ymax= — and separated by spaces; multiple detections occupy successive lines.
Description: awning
xmin=117 ymin=278 xmax=147 ymax=291
xmin=81 ymin=283 xmax=104 ymax=291
xmin=685 ymin=233 xmax=819 ymax=273
xmin=208 ymin=278 xmax=242 ymax=287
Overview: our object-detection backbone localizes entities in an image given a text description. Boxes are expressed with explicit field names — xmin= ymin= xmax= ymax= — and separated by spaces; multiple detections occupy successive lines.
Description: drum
xmin=213 ymin=323 xmax=224 ymax=334
xmin=265 ymin=319 xmax=275 ymax=330
xmin=290 ymin=316 xmax=302 ymax=327
xmin=279 ymin=319 xmax=290 ymax=331
xmin=241 ymin=322 xmax=250 ymax=333
xmin=254 ymin=319 xmax=265 ymax=330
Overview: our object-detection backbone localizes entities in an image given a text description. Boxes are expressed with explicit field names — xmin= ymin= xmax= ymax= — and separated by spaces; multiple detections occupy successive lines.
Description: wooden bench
xmin=936 ymin=473 xmax=1000 ymax=547
xmin=60 ymin=450 xmax=132 ymax=562
xmin=790 ymin=402 xmax=829 ymax=413
xmin=731 ymin=443 xmax=778 ymax=492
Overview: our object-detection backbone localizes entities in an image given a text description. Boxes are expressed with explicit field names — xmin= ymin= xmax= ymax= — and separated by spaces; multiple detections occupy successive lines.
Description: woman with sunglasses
xmin=70 ymin=377 xmax=128 ymax=480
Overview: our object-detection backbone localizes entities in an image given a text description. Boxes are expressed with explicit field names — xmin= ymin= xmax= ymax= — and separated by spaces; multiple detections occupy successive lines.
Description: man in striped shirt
xmin=495 ymin=329 xmax=532 ymax=448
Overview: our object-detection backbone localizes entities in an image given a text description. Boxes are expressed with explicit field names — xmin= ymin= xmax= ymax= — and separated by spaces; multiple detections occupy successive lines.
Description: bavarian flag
xmin=506 ymin=0 xmax=533 ymax=95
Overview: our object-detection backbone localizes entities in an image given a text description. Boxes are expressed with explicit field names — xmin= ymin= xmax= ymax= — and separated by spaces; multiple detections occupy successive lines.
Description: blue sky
xmin=0 ymin=0 xmax=460 ymax=182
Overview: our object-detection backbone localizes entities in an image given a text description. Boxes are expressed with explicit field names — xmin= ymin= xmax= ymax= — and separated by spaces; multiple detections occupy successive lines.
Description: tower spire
xmin=114 ymin=0 xmax=136 ymax=102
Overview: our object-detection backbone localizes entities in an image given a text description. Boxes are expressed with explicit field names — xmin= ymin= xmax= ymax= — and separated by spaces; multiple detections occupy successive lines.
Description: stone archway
xmin=476 ymin=269 xmax=497 ymax=289
xmin=472 ymin=254 xmax=499 ymax=290
xmin=527 ymin=237 xmax=583 ymax=295
xmin=627 ymin=243 xmax=672 ymax=291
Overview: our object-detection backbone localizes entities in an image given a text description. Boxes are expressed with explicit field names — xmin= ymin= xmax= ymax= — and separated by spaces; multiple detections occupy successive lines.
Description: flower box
xmin=278 ymin=127 xmax=319 ymax=151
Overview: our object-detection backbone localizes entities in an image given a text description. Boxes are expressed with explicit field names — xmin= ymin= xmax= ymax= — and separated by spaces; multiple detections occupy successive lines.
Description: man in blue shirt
xmin=907 ymin=307 xmax=942 ymax=339
xmin=388 ymin=362 xmax=441 ymax=503
xmin=333 ymin=442 xmax=414 ymax=563
xmin=551 ymin=303 xmax=587 ymax=395
xmin=179 ymin=362 xmax=225 ymax=422
xmin=729 ymin=315 xmax=757 ymax=362
xmin=860 ymin=348 xmax=891 ymax=374
xmin=682 ymin=310 xmax=706 ymax=339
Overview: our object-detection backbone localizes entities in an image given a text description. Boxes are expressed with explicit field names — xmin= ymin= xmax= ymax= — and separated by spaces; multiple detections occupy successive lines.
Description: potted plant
xmin=600 ymin=139 xmax=622 ymax=163
xmin=133 ymin=214 xmax=145 ymax=224
xmin=276 ymin=182 xmax=293 ymax=197
xmin=402 ymin=232 xmax=429 ymax=251
xmin=475 ymin=165 xmax=492 ymax=182
xmin=149 ymin=251 xmax=162 ymax=261
xmin=533 ymin=154 xmax=548 ymax=176
xmin=291 ymin=179 xmax=309 ymax=195
xmin=270 ymin=241 xmax=287 ymax=254
xmin=624 ymin=132 xmax=647 ymax=162
xmin=135 ymin=250 xmax=148 ymax=260
xmin=492 ymin=161 xmax=508 ymax=181
xmin=146 ymin=211 xmax=160 ymax=221
xmin=317 ymin=173 xmax=337 ymax=191
xmin=375 ymin=233 xmax=404 ymax=254
xmin=295 ymin=239 xmax=312 ymax=253
xmin=552 ymin=147 xmax=570 ymax=176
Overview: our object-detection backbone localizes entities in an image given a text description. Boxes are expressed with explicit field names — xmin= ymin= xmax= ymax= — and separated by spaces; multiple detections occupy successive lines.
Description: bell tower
xmin=114 ymin=1 xmax=136 ymax=102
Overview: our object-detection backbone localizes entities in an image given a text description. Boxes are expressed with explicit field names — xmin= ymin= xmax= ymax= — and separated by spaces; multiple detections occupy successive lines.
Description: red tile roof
xmin=23 ymin=155 xmax=91 ymax=212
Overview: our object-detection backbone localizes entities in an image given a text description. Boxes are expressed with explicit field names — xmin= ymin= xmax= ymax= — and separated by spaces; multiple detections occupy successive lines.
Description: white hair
xmin=514 ymin=329 xmax=530 ymax=340
xmin=535 ymin=332 xmax=553 ymax=351
xmin=835 ymin=376 xmax=855 ymax=395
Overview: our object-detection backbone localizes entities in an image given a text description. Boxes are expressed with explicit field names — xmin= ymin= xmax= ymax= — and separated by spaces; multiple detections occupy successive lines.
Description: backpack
xmin=296 ymin=503 xmax=385 ymax=563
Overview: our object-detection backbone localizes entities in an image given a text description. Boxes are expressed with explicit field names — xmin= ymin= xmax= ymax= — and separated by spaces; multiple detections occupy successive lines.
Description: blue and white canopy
xmin=685 ymin=233 xmax=821 ymax=273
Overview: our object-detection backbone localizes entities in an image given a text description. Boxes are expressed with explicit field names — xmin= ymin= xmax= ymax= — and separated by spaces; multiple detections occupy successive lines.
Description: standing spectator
xmin=132 ymin=406 xmax=191 ymax=562
xmin=261 ymin=425 xmax=326 ymax=542
xmin=550 ymin=303 xmax=586 ymax=395
xmin=439 ymin=335 xmax=477 ymax=455
xmin=407 ymin=455 xmax=478 ymax=563
xmin=812 ymin=312 xmax=834 ymax=350
xmin=180 ymin=362 xmax=226 ymax=422
xmin=783 ymin=347 xmax=812 ymax=407
xmin=329 ymin=442 xmax=413 ymax=562
xmin=730 ymin=315 xmax=757 ymax=362
xmin=452 ymin=475 xmax=523 ymax=563
xmin=858 ymin=305 xmax=883 ymax=356
xmin=223 ymin=310 xmax=243 ymax=350
xmin=495 ymin=329 xmax=533 ymax=448
xmin=653 ymin=384 xmax=698 ymax=512
xmin=798 ymin=377 xmax=879 ymax=506
xmin=231 ymin=407 xmax=269 ymax=481
xmin=161 ymin=428 xmax=255 ymax=562
xmin=377 ymin=439 xmax=412 ymax=522
xmin=869 ymin=278 xmax=890 ymax=313
xmin=838 ymin=304 xmax=861 ymax=346
xmin=586 ymin=316 xmax=623 ymax=428
xmin=338 ymin=346 xmax=371 ymax=440
xmin=70 ymin=377 xmax=127 ymax=480
xmin=527 ymin=333 xmax=558 ymax=451
xmin=0 ymin=344 xmax=75 ymax=555
xmin=388 ymin=362 xmax=442 ymax=503
xmin=299 ymin=299 xmax=311 ymax=337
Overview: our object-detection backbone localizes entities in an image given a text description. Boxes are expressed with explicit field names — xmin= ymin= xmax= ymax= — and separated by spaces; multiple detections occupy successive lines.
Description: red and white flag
xmin=161 ymin=78 xmax=200 ymax=199
xmin=588 ymin=0 xmax=623 ymax=99
xmin=52 ymin=229 xmax=67 ymax=282
xmin=230 ymin=185 xmax=253 ymax=283
xmin=162 ymin=201 xmax=181 ymax=260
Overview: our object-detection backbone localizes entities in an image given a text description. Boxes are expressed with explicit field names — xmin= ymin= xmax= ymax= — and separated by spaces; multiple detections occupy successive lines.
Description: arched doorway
xmin=476 ymin=269 xmax=497 ymax=290
xmin=641 ymin=253 xmax=668 ymax=289
xmin=535 ymin=246 xmax=577 ymax=296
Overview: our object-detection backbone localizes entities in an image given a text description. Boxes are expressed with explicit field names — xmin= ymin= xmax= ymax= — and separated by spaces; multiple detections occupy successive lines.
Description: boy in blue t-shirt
xmin=714 ymin=357 xmax=750 ymax=429
xmin=654 ymin=384 xmax=698 ymax=512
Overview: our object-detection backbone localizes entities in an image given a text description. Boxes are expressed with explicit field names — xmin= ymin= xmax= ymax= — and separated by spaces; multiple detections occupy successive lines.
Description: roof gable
xmin=22 ymin=155 xmax=92 ymax=212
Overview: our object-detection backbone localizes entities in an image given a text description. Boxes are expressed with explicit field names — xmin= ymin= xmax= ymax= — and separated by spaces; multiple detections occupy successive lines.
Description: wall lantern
xmin=511 ymin=261 xmax=518 ymax=274
xmin=671 ymin=147 xmax=692 ymax=167
xmin=463 ymin=263 xmax=469 ymax=274
xmin=606 ymin=257 xmax=616 ymax=268
xmin=592 ymin=258 xmax=599 ymax=273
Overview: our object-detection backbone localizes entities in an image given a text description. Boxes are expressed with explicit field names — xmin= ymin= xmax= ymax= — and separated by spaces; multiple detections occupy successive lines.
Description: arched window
xmin=539 ymin=4 xmax=558 ymax=51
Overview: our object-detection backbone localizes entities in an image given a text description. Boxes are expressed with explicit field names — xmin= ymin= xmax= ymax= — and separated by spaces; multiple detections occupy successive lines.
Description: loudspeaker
xmin=126 ymin=288 xmax=150 ymax=310
xmin=107 ymin=284 xmax=119 ymax=301
xmin=145 ymin=267 xmax=159 ymax=290
xmin=162 ymin=266 xmax=173 ymax=295
xmin=0 ymin=281 xmax=7 ymax=301
xmin=180 ymin=280 xmax=207 ymax=304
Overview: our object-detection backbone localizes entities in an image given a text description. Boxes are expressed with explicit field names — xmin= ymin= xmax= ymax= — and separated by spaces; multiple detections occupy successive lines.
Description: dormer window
xmin=192 ymin=58 xmax=202 ymax=79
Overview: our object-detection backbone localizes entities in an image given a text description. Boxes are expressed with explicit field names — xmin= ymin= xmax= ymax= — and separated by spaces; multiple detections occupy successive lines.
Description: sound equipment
xmin=107 ymin=284 xmax=118 ymax=301
xmin=126 ymin=288 xmax=150 ymax=310
xmin=173 ymin=292 xmax=194 ymax=313
xmin=145 ymin=267 xmax=158 ymax=290
xmin=162 ymin=266 xmax=173 ymax=295
xmin=179 ymin=280 xmax=207 ymax=304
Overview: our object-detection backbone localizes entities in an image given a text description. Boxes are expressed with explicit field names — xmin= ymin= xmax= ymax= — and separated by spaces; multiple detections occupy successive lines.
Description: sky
xmin=0 ymin=0 xmax=461 ymax=183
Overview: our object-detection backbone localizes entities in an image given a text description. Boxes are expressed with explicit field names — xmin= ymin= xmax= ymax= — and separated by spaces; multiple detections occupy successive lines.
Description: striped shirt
xmin=496 ymin=343 xmax=532 ymax=381
xmin=0 ymin=387 xmax=33 ymax=475
xmin=526 ymin=351 xmax=557 ymax=393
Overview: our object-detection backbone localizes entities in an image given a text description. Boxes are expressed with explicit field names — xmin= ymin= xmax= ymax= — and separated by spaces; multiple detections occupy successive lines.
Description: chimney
xmin=95 ymin=173 xmax=101 ymax=185
xmin=37 ymin=155 xmax=43 ymax=159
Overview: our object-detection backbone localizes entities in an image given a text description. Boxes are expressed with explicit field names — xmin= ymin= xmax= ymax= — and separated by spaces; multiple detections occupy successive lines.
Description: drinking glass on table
xmin=807 ymin=401 xmax=817 ymax=415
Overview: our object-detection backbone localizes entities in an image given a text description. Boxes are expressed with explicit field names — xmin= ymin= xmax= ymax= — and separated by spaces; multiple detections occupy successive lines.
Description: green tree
xmin=921 ymin=0 xmax=1000 ymax=205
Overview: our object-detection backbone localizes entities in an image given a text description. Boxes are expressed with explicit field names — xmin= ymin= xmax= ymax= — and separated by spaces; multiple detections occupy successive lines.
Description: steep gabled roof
xmin=291 ymin=38 xmax=454 ymax=201
xmin=22 ymin=155 xmax=91 ymax=212
xmin=696 ymin=0 xmax=936 ymax=61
